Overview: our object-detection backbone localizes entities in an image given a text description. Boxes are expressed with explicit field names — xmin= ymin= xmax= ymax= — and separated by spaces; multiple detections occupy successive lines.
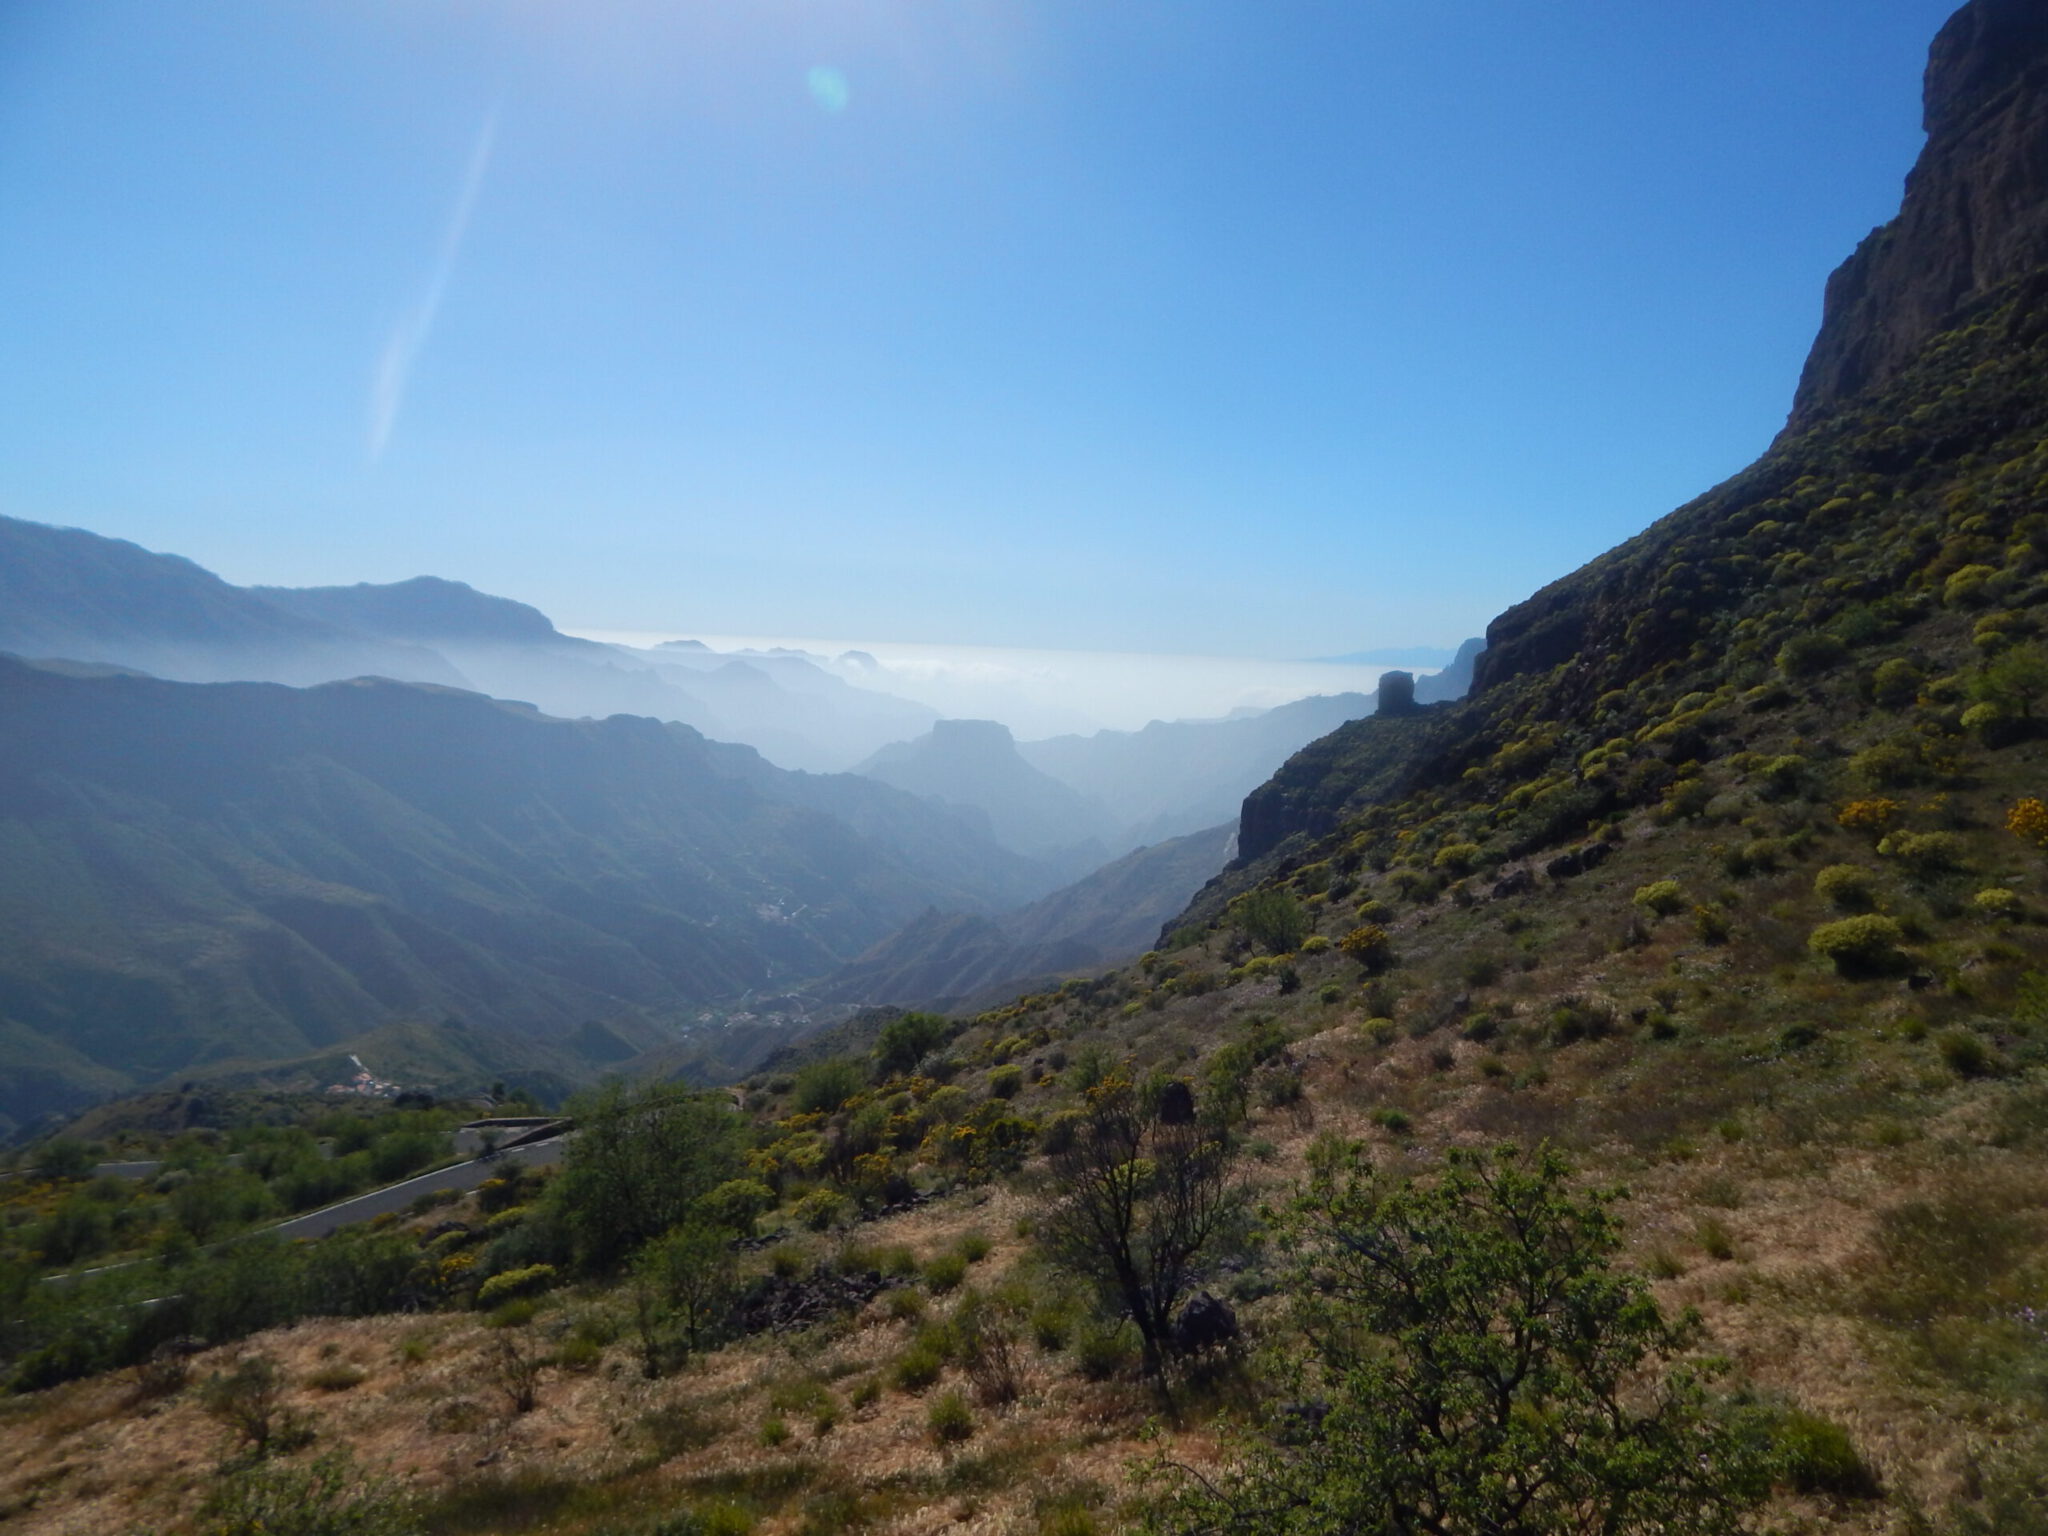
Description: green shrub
xmin=1778 ymin=633 xmax=1848 ymax=677
xmin=201 ymin=1354 xmax=311 ymax=1457
xmin=1691 ymin=904 xmax=1732 ymax=945
xmin=1937 ymin=1029 xmax=2001 ymax=1078
xmin=1944 ymin=563 xmax=2002 ymax=606
xmin=697 ymin=1179 xmax=776 ymax=1235
xmin=1871 ymin=659 xmax=1923 ymax=708
xmin=1808 ymin=915 xmax=1906 ymax=973
xmin=1632 ymin=880 xmax=1685 ymax=917
xmin=923 ymin=1252 xmax=969 ymax=1292
xmin=1432 ymin=842 xmax=1482 ymax=874
xmin=788 ymin=1189 xmax=850 ymax=1232
xmin=987 ymin=1065 xmax=1025 ymax=1100
xmin=873 ymin=1012 xmax=952 ymax=1077
xmin=1775 ymin=1409 xmax=1881 ymax=1498
xmin=191 ymin=1451 xmax=419 ymax=1536
xmin=1031 ymin=1301 xmax=1073 ymax=1352
xmin=306 ymin=1361 xmax=368 ymax=1392
xmin=1339 ymin=925 xmax=1395 ymax=972
xmin=1850 ymin=741 xmax=1923 ymax=788
xmin=792 ymin=1059 xmax=865 ymax=1115
xmin=1974 ymin=887 xmax=2025 ymax=920
xmin=892 ymin=1343 xmax=945 ymax=1393
xmin=956 ymin=1233 xmax=993 ymax=1264
xmin=1073 ymin=1321 xmax=1135 ymax=1381
xmin=1694 ymin=1217 xmax=1737 ymax=1262
xmin=927 ymin=1389 xmax=974 ymax=1444
xmin=1814 ymin=864 xmax=1877 ymax=912
xmin=1037 ymin=1501 xmax=1101 ymax=1536
xmin=1878 ymin=830 xmax=1966 ymax=875
xmin=475 ymin=1263 xmax=558 ymax=1311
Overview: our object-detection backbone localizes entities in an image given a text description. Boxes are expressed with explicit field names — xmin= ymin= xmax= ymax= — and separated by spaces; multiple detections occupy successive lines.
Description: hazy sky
xmin=0 ymin=0 xmax=1959 ymax=658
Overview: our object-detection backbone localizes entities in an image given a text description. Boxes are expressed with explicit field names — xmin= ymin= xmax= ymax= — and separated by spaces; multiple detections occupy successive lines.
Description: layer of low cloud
xmin=573 ymin=630 xmax=1403 ymax=738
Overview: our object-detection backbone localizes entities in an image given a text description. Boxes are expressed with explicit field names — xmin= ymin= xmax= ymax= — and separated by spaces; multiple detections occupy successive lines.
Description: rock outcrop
xmin=1790 ymin=0 xmax=2048 ymax=424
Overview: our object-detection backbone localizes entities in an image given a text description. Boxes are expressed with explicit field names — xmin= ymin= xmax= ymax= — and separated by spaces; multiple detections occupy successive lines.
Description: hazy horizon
xmin=579 ymin=629 xmax=1411 ymax=739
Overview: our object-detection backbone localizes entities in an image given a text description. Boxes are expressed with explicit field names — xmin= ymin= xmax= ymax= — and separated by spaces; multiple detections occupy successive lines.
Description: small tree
xmin=1038 ymin=1075 xmax=1244 ymax=1381
xmin=1230 ymin=890 xmax=1309 ymax=956
xmin=874 ymin=1012 xmax=953 ymax=1078
xmin=629 ymin=1220 xmax=738 ymax=1376
xmin=1147 ymin=1143 xmax=1773 ymax=1535
xmin=1973 ymin=642 xmax=2048 ymax=719
xmin=202 ymin=1353 xmax=309 ymax=1458
xmin=545 ymin=1083 xmax=743 ymax=1272
xmin=487 ymin=1331 xmax=544 ymax=1415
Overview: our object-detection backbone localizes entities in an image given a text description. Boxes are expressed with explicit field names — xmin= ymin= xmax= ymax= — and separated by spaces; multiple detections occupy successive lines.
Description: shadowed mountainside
xmin=809 ymin=821 xmax=1236 ymax=1012
xmin=0 ymin=655 xmax=1049 ymax=1132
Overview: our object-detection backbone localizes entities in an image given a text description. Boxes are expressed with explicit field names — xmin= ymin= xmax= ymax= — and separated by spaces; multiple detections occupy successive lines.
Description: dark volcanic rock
xmin=1792 ymin=0 xmax=2048 ymax=424
xmin=1171 ymin=1291 xmax=1240 ymax=1355
xmin=1491 ymin=868 xmax=1536 ymax=900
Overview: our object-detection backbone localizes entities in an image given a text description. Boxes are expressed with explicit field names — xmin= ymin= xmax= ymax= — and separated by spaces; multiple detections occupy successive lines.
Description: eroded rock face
xmin=1790 ymin=0 xmax=2048 ymax=424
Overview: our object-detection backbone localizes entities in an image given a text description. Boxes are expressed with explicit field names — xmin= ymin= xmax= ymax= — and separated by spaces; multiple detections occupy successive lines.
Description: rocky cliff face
xmin=1790 ymin=0 xmax=2048 ymax=423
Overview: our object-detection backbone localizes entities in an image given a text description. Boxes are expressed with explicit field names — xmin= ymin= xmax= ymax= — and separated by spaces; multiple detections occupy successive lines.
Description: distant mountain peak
xmin=929 ymin=718 xmax=1016 ymax=748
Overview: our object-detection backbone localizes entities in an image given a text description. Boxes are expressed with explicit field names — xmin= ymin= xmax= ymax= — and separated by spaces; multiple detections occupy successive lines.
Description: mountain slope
xmin=1018 ymin=694 xmax=1377 ymax=847
xmin=854 ymin=718 xmax=1116 ymax=870
xmin=0 ymin=658 xmax=1050 ymax=1132
xmin=811 ymin=822 xmax=1237 ymax=1010
xmin=0 ymin=516 xmax=465 ymax=689
xmin=257 ymin=578 xmax=942 ymax=771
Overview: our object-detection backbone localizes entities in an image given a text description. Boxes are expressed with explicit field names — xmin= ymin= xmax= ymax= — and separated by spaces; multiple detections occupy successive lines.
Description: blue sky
xmin=0 ymin=0 xmax=1961 ymax=657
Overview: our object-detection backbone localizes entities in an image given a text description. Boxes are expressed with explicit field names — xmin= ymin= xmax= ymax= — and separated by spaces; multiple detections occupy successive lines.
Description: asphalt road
xmin=267 ymin=1134 xmax=570 ymax=1241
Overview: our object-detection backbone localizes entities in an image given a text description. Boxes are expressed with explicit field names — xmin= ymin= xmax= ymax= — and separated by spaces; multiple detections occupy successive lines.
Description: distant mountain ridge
xmin=1015 ymin=640 xmax=1482 ymax=849
xmin=855 ymin=719 xmax=1116 ymax=874
xmin=810 ymin=822 xmax=1237 ymax=1012
xmin=0 ymin=517 xmax=465 ymax=689
xmin=0 ymin=514 xmax=939 ymax=772
xmin=0 ymin=654 xmax=1052 ymax=1134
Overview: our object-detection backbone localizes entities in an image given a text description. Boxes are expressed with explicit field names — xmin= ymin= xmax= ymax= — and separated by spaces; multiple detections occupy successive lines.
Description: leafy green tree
xmin=1974 ymin=642 xmax=2048 ymax=719
xmin=1230 ymin=889 xmax=1309 ymax=956
xmin=1145 ymin=1143 xmax=1772 ymax=1536
xmin=545 ymin=1082 xmax=743 ymax=1272
xmin=792 ymin=1056 xmax=866 ymax=1114
xmin=874 ymin=1011 xmax=953 ymax=1077
xmin=630 ymin=1220 xmax=739 ymax=1375
xmin=35 ymin=1138 xmax=95 ymax=1182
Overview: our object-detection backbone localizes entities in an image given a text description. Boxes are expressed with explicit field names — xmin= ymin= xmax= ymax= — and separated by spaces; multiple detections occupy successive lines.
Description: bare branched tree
xmin=1038 ymin=1074 xmax=1243 ymax=1381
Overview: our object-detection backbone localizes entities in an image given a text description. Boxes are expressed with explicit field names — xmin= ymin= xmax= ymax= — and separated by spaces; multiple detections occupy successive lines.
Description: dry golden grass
xmin=0 ymin=1187 xmax=1181 ymax=1536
